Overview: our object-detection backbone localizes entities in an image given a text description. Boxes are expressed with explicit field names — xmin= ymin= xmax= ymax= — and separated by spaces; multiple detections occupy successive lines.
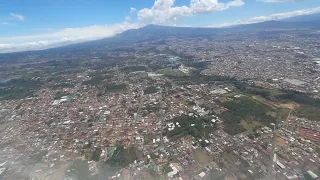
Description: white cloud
xmin=258 ymin=0 xmax=303 ymax=2
xmin=1 ymin=22 xmax=9 ymax=25
xmin=130 ymin=7 xmax=136 ymax=13
xmin=0 ymin=39 xmax=90 ymax=53
xmin=10 ymin=13 xmax=24 ymax=21
xmin=209 ymin=6 xmax=320 ymax=27
xmin=247 ymin=6 xmax=320 ymax=22
xmin=125 ymin=16 xmax=131 ymax=22
xmin=138 ymin=0 xmax=244 ymax=24
xmin=0 ymin=0 xmax=244 ymax=53
xmin=2 ymin=0 xmax=317 ymax=53
xmin=0 ymin=22 xmax=143 ymax=53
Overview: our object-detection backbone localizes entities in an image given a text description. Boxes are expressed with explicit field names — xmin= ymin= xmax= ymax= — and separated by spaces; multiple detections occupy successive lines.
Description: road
xmin=267 ymin=107 xmax=293 ymax=180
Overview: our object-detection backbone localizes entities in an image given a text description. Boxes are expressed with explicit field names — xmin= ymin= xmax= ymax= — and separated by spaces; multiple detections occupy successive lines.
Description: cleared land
xmin=275 ymin=136 xmax=286 ymax=146
xmin=277 ymin=102 xmax=297 ymax=109
xmin=193 ymin=150 xmax=213 ymax=166
xmin=240 ymin=120 xmax=262 ymax=133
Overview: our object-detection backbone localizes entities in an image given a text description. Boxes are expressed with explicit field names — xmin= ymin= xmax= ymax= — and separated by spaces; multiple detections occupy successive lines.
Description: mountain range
xmin=1 ymin=13 xmax=320 ymax=55
xmin=56 ymin=17 xmax=320 ymax=51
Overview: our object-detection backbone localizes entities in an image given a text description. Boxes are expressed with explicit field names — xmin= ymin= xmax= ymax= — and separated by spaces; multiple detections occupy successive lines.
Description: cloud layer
xmin=0 ymin=1 xmax=319 ymax=53
xmin=130 ymin=7 xmax=137 ymax=13
xmin=10 ymin=13 xmax=24 ymax=21
xmin=138 ymin=0 xmax=244 ymax=24
xmin=258 ymin=0 xmax=303 ymax=2
xmin=210 ymin=6 xmax=320 ymax=27
xmin=0 ymin=22 xmax=142 ymax=53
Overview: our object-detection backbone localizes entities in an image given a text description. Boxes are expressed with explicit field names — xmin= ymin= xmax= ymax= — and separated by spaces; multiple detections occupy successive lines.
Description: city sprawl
xmin=0 ymin=28 xmax=319 ymax=180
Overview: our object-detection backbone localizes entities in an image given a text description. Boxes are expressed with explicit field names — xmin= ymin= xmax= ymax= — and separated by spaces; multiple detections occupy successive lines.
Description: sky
xmin=0 ymin=0 xmax=320 ymax=53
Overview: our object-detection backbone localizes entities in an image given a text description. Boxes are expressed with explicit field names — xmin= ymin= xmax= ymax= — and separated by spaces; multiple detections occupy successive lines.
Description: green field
xmin=82 ymin=76 xmax=106 ymax=86
xmin=0 ymin=78 xmax=42 ymax=100
xmin=107 ymin=146 xmax=137 ymax=168
xmin=103 ymin=84 xmax=126 ymax=92
xmin=240 ymin=120 xmax=263 ymax=133
xmin=221 ymin=96 xmax=276 ymax=135
xmin=166 ymin=115 xmax=217 ymax=140
xmin=144 ymin=86 xmax=158 ymax=94
xmin=294 ymin=105 xmax=320 ymax=121
xmin=194 ymin=150 xmax=213 ymax=165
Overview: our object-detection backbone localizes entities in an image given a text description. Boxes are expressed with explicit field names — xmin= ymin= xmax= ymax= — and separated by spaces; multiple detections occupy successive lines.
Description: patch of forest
xmin=221 ymin=96 xmax=276 ymax=135
xmin=165 ymin=115 xmax=217 ymax=141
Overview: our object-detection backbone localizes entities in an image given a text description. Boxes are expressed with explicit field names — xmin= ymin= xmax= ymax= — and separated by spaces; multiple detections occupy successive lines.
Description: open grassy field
xmin=252 ymin=95 xmax=297 ymax=109
xmin=294 ymin=105 xmax=320 ymax=122
xmin=193 ymin=150 xmax=213 ymax=166
xmin=277 ymin=102 xmax=297 ymax=109
xmin=240 ymin=120 xmax=263 ymax=133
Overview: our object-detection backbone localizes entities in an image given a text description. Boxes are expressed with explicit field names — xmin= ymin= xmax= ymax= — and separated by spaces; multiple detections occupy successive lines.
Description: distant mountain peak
xmin=142 ymin=24 xmax=164 ymax=28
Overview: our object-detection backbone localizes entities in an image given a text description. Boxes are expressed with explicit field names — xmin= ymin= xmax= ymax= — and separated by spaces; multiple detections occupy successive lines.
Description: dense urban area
xmin=0 ymin=26 xmax=319 ymax=180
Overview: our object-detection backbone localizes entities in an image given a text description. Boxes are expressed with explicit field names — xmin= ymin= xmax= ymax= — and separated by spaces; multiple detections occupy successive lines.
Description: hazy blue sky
xmin=1 ymin=0 xmax=320 ymax=53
